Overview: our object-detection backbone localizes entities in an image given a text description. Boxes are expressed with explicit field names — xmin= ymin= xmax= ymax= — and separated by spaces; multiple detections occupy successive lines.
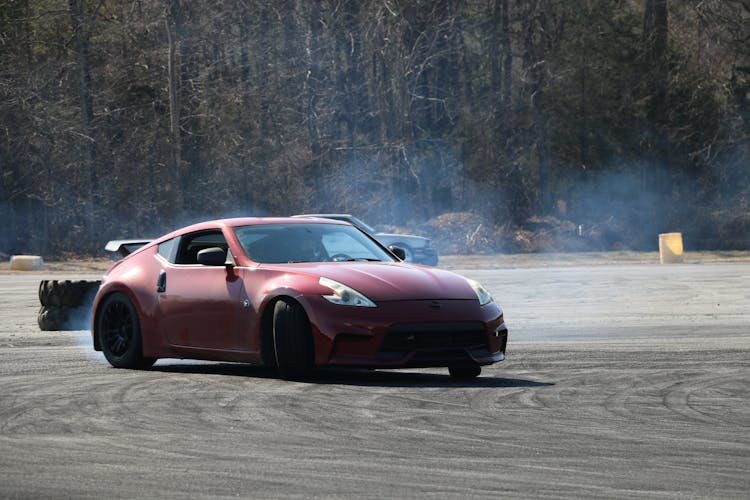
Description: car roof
xmin=205 ymin=216 xmax=348 ymax=230
xmin=292 ymin=213 xmax=353 ymax=219
xmin=123 ymin=217 xmax=352 ymax=260
xmin=155 ymin=217 xmax=347 ymax=241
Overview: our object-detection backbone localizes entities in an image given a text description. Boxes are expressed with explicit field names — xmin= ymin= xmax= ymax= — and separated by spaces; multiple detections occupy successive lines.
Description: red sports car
xmin=91 ymin=217 xmax=507 ymax=379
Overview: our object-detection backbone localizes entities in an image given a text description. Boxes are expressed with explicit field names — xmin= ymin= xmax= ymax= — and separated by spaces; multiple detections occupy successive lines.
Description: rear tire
xmin=448 ymin=364 xmax=481 ymax=379
xmin=97 ymin=292 xmax=156 ymax=369
xmin=273 ymin=299 xmax=314 ymax=380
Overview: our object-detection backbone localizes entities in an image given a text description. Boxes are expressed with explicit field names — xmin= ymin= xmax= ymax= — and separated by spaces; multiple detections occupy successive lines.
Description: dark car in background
xmin=294 ymin=214 xmax=438 ymax=266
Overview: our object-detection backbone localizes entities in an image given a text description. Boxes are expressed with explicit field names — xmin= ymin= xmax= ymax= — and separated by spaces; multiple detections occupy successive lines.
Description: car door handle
xmin=156 ymin=270 xmax=167 ymax=293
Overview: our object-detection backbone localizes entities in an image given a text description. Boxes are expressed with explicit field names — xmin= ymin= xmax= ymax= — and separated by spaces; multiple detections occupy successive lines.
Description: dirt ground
xmin=1 ymin=256 xmax=748 ymax=498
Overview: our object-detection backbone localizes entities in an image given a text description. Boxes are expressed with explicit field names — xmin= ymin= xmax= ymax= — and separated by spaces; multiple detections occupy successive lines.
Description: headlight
xmin=467 ymin=278 xmax=494 ymax=306
xmin=319 ymin=277 xmax=377 ymax=308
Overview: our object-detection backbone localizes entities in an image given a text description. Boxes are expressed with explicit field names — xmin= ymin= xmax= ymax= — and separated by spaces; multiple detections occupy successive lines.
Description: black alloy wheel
xmin=98 ymin=292 xmax=155 ymax=369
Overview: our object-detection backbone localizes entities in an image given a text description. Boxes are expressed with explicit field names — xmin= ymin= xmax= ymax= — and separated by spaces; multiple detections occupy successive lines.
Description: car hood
xmin=276 ymin=262 xmax=476 ymax=302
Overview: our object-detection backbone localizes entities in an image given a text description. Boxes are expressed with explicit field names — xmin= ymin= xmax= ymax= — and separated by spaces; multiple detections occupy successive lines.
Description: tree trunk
xmin=165 ymin=0 xmax=183 ymax=213
xmin=301 ymin=0 xmax=325 ymax=201
xmin=524 ymin=0 xmax=552 ymax=214
xmin=642 ymin=0 xmax=670 ymax=195
xmin=644 ymin=0 xmax=668 ymax=124
xmin=68 ymin=0 xmax=96 ymax=233
xmin=491 ymin=0 xmax=512 ymax=106
xmin=501 ymin=0 xmax=512 ymax=107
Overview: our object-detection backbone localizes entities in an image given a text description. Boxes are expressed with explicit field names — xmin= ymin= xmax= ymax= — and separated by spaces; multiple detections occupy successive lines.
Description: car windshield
xmin=233 ymin=223 xmax=396 ymax=264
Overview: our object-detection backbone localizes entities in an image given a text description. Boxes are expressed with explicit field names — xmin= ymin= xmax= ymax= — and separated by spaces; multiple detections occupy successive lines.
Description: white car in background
xmin=293 ymin=214 xmax=439 ymax=266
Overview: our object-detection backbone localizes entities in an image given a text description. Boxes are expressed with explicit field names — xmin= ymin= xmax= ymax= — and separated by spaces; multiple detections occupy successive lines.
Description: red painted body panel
xmin=300 ymin=296 xmax=505 ymax=367
xmin=267 ymin=261 xmax=476 ymax=301
xmin=91 ymin=217 xmax=508 ymax=370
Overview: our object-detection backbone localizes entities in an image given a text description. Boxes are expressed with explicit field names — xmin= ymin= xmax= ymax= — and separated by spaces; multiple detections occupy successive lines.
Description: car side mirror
xmin=389 ymin=245 xmax=407 ymax=261
xmin=197 ymin=247 xmax=228 ymax=267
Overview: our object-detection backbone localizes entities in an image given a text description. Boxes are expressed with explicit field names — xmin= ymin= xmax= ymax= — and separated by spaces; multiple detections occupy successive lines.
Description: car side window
xmin=175 ymin=231 xmax=228 ymax=265
xmin=157 ymin=237 xmax=179 ymax=263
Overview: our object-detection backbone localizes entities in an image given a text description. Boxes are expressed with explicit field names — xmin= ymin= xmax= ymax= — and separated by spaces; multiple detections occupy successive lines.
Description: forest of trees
xmin=1 ymin=0 xmax=749 ymax=256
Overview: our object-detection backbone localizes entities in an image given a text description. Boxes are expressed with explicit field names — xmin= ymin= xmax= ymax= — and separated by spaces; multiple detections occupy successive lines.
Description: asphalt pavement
xmin=1 ymin=262 xmax=748 ymax=498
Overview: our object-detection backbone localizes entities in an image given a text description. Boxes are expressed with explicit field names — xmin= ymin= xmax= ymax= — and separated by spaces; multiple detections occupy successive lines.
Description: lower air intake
xmin=380 ymin=322 xmax=488 ymax=352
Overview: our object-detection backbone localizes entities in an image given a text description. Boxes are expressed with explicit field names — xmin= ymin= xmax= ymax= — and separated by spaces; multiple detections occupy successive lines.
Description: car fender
xmin=252 ymin=277 xmax=338 ymax=366
xmin=91 ymin=258 xmax=163 ymax=356
xmin=91 ymin=280 xmax=158 ymax=353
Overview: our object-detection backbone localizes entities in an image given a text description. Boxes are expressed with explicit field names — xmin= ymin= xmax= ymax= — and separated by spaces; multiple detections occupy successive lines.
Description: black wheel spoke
xmin=97 ymin=292 xmax=155 ymax=369
xmin=101 ymin=302 xmax=134 ymax=356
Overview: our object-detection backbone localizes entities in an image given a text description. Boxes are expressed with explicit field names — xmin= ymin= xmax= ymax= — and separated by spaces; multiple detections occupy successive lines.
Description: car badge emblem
xmin=429 ymin=301 xmax=441 ymax=310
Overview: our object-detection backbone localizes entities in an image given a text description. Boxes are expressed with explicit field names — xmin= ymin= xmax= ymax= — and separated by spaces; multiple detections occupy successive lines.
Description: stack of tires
xmin=38 ymin=280 xmax=101 ymax=331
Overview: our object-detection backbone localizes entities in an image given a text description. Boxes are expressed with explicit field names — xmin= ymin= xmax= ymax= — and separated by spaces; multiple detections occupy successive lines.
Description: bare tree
xmin=68 ymin=0 xmax=96 ymax=234
xmin=165 ymin=0 xmax=183 ymax=211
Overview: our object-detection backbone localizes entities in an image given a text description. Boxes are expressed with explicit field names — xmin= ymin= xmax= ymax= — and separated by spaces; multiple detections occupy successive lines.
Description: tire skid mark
xmin=663 ymin=374 xmax=750 ymax=426
xmin=688 ymin=376 xmax=750 ymax=427
xmin=0 ymin=375 xmax=141 ymax=435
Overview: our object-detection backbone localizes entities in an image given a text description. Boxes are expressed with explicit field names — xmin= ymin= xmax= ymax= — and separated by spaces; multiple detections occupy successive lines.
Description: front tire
xmin=448 ymin=364 xmax=481 ymax=379
xmin=97 ymin=292 xmax=156 ymax=369
xmin=273 ymin=299 xmax=314 ymax=380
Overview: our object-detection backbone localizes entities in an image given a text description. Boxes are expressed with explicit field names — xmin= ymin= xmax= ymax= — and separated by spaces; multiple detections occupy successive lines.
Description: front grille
xmin=380 ymin=322 xmax=488 ymax=353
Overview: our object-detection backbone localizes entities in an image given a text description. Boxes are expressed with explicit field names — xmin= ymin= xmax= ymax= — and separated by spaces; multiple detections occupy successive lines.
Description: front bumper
xmin=375 ymin=322 xmax=507 ymax=367
xmin=304 ymin=298 xmax=507 ymax=368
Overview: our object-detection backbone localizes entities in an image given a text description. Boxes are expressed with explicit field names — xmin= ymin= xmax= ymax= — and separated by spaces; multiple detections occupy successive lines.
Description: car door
xmin=156 ymin=230 xmax=245 ymax=351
